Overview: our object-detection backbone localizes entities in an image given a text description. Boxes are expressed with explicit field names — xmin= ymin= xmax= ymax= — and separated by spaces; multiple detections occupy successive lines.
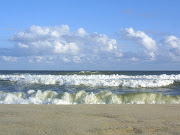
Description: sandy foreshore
xmin=0 ymin=105 xmax=180 ymax=135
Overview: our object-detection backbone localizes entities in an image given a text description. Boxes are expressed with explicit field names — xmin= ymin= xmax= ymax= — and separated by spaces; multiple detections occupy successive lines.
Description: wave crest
xmin=0 ymin=74 xmax=180 ymax=88
xmin=0 ymin=90 xmax=180 ymax=104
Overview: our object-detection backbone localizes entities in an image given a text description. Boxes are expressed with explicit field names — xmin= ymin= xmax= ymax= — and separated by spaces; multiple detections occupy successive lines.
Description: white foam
xmin=0 ymin=90 xmax=179 ymax=104
xmin=0 ymin=74 xmax=180 ymax=88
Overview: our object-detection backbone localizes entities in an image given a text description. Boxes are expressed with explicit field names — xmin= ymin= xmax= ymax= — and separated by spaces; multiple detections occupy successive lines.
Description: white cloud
xmin=77 ymin=28 xmax=87 ymax=36
xmin=1 ymin=56 xmax=17 ymax=62
xmin=10 ymin=25 xmax=119 ymax=55
xmin=130 ymin=57 xmax=139 ymax=61
xmin=120 ymin=28 xmax=157 ymax=59
xmin=9 ymin=25 xmax=122 ymax=64
xmin=29 ymin=56 xmax=44 ymax=63
xmin=94 ymin=34 xmax=117 ymax=52
xmin=164 ymin=36 xmax=180 ymax=50
xmin=4 ymin=25 xmax=180 ymax=69
xmin=28 ymin=56 xmax=56 ymax=63
xmin=53 ymin=41 xmax=79 ymax=55
xmin=163 ymin=35 xmax=180 ymax=61
xmin=10 ymin=25 xmax=70 ymax=41
xmin=10 ymin=25 xmax=79 ymax=56
xmin=73 ymin=56 xmax=81 ymax=63
xmin=62 ymin=57 xmax=71 ymax=62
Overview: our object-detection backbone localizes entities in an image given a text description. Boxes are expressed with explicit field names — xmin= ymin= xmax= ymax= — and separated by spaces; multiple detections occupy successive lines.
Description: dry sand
xmin=0 ymin=105 xmax=180 ymax=135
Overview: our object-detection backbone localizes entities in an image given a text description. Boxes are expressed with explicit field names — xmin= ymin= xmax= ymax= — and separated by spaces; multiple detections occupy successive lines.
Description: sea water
xmin=0 ymin=70 xmax=180 ymax=104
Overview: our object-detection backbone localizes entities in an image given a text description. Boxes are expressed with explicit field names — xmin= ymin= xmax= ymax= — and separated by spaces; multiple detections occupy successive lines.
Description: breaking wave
xmin=0 ymin=90 xmax=179 ymax=104
xmin=0 ymin=74 xmax=180 ymax=88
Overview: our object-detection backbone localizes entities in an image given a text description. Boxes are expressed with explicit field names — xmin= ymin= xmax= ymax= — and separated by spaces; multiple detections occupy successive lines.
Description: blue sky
xmin=0 ymin=0 xmax=180 ymax=70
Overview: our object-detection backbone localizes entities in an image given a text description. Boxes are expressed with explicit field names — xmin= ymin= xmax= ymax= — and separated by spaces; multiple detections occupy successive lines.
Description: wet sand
xmin=0 ymin=104 xmax=180 ymax=135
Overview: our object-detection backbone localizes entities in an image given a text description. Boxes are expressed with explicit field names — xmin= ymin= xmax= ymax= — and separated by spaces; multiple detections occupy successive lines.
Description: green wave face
xmin=0 ymin=90 xmax=180 ymax=104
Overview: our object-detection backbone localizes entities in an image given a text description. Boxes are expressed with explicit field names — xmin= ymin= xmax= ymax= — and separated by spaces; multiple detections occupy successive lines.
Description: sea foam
xmin=0 ymin=90 xmax=179 ymax=104
xmin=0 ymin=74 xmax=180 ymax=88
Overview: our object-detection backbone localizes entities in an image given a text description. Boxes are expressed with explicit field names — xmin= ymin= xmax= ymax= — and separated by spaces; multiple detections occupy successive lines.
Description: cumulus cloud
xmin=4 ymin=25 xmax=180 ymax=69
xmin=10 ymin=25 xmax=79 ymax=56
xmin=162 ymin=35 xmax=180 ymax=61
xmin=10 ymin=25 xmax=119 ymax=57
xmin=10 ymin=25 xmax=70 ymax=41
xmin=120 ymin=27 xmax=157 ymax=59
xmin=164 ymin=36 xmax=180 ymax=50
xmin=4 ymin=25 xmax=180 ymax=66
xmin=7 ymin=25 xmax=122 ymax=65
xmin=77 ymin=28 xmax=87 ymax=36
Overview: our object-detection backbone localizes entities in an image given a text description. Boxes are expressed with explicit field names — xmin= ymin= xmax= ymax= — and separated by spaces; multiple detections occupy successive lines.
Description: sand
xmin=0 ymin=105 xmax=180 ymax=135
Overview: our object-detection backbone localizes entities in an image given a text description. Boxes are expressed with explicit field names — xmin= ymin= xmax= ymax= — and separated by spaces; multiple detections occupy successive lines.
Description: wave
xmin=0 ymin=74 xmax=180 ymax=88
xmin=0 ymin=90 xmax=179 ymax=104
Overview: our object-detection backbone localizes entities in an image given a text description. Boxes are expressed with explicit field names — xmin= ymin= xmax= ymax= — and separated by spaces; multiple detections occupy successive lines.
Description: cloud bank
xmin=120 ymin=27 xmax=157 ymax=60
xmin=6 ymin=25 xmax=122 ymax=64
xmin=0 ymin=25 xmax=179 ymax=69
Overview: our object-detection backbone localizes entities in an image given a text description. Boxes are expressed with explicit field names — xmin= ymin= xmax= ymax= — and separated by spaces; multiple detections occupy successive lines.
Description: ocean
xmin=0 ymin=70 xmax=180 ymax=104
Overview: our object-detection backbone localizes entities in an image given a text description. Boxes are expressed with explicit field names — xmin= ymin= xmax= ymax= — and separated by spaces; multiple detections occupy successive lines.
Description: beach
xmin=1 ymin=0 xmax=180 ymax=134
xmin=0 ymin=105 xmax=180 ymax=135
xmin=0 ymin=71 xmax=180 ymax=134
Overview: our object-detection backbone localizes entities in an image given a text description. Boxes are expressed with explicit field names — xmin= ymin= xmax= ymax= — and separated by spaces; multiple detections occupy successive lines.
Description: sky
xmin=0 ymin=0 xmax=180 ymax=70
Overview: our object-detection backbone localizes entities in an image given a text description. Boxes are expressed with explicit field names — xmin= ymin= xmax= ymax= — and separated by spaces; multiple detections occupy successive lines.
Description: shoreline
xmin=0 ymin=104 xmax=180 ymax=135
